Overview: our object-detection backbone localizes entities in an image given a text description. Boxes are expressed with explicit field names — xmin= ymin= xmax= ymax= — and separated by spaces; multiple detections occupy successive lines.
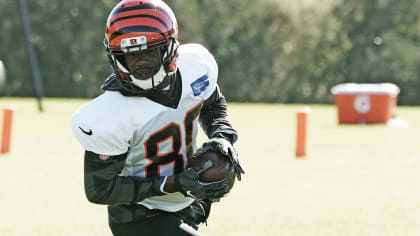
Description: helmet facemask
xmin=106 ymin=36 xmax=178 ymax=93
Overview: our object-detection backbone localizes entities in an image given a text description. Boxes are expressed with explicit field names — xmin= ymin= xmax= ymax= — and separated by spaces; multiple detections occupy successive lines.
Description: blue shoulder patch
xmin=190 ymin=74 xmax=209 ymax=96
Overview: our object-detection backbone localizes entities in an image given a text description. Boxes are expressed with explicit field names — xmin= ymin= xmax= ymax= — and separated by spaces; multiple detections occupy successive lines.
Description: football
xmin=188 ymin=151 xmax=235 ymax=190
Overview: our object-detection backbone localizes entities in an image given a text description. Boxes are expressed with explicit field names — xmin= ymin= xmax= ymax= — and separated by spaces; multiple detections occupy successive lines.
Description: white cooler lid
xmin=331 ymin=83 xmax=400 ymax=95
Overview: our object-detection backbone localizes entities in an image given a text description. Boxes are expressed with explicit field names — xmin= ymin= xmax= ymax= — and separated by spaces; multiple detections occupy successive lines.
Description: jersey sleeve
xmin=178 ymin=44 xmax=219 ymax=100
xmin=83 ymin=150 xmax=167 ymax=206
xmin=71 ymin=92 xmax=132 ymax=156
xmin=200 ymin=86 xmax=238 ymax=144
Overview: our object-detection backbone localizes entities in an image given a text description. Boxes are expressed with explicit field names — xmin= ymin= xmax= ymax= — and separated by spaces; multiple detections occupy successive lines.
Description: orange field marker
xmin=1 ymin=106 xmax=15 ymax=154
xmin=296 ymin=107 xmax=310 ymax=158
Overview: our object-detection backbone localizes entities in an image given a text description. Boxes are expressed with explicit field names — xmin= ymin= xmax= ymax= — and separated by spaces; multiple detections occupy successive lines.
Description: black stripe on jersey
xmin=109 ymin=25 xmax=165 ymax=43
xmin=109 ymin=14 xmax=170 ymax=30
xmin=112 ymin=4 xmax=172 ymax=25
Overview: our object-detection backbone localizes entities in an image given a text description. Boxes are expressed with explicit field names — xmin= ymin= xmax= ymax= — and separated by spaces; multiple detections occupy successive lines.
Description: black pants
xmin=110 ymin=212 xmax=203 ymax=236
xmin=109 ymin=200 xmax=211 ymax=236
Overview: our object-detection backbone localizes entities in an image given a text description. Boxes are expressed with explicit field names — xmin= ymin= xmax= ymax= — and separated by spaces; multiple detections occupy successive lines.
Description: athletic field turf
xmin=0 ymin=98 xmax=419 ymax=235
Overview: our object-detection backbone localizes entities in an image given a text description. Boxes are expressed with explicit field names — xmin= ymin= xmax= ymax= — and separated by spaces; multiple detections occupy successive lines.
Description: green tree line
xmin=0 ymin=0 xmax=419 ymax=104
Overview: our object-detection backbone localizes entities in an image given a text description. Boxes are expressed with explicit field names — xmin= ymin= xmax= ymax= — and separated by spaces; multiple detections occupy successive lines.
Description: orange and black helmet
xmin=104 ymin=0 xmax=179 ymax=91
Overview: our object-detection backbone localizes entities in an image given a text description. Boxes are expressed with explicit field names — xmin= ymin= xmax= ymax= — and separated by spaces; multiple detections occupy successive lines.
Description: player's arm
xmin=84 ymin=150 xmax=167 ymax=205
xmin=199 ymin=85 xmax=238 ymax=143
xmin=84 ymin=150 xmax=228 ymax=205
xmin=199 ymin=85 xmax=245 ymax=181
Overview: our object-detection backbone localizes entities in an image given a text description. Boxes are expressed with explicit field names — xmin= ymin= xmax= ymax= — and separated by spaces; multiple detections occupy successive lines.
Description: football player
xmin=71 ymin=0 xmax=244 ymax=235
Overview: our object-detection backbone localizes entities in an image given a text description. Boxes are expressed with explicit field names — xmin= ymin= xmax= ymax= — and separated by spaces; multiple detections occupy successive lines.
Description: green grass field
xmin=0 ymin=98 xmax=419 ymax=236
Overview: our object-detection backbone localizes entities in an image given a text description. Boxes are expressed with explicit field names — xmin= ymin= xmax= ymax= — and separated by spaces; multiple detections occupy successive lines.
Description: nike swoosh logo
xmin=79 ymin=126 xmax=92 ymax=136
xmin=185 ymin=191 xmax=197 ymax=199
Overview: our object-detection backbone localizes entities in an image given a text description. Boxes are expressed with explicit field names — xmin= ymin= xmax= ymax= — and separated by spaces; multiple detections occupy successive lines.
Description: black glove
xmin=174 ymin=160 xmax=229 ymax=201
xmin=194 ymin=138 xmax=245 ymax=181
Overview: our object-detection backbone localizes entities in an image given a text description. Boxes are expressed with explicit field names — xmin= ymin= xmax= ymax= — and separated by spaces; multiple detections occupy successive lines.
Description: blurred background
xmin=1 ymin=0 xmax=420 ymax=104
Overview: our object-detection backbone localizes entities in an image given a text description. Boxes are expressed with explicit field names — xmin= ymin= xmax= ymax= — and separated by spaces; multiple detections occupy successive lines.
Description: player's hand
xmin=195 ymin=138 xmax=245 ymax=181
xmin=174 ymin=160 xmax=229 ymax=201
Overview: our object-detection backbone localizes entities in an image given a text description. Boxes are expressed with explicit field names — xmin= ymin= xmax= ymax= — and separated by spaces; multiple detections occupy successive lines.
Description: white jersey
xmin=71 ymin=44 xmax=218 ymax=212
